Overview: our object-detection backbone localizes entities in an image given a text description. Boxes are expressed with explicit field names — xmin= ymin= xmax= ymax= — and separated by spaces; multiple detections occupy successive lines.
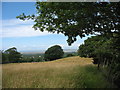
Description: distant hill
xmin=64 ymin=49 xmax=77 ymax=52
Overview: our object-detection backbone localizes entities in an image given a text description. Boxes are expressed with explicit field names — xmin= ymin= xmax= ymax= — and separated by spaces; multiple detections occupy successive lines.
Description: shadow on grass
xmin=74 ymin=65 xmax=114 ymax=88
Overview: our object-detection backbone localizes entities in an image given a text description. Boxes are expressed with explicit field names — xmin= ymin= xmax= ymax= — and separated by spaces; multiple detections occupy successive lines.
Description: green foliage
xmin=2 ymin=47 xmax=22 ymax=63
xmin=66 ymin=53 xmax=74 ymax=57
xmin=78 ymin=35 xmax=114 ymax=66
xmin=64 ymin=52 xmax=78 ymax=58
xmin=1 ymin=50 xmax=8 ymax=63
xmin=21 ymin=54 xmax=44 ymax=63
xmin=17 ymin=2 xmax=119 ymax=45
xmin=44 ymin=45 xmax=64 ymax=61
xmin=78 ymin=35 xmax=109 ymax=58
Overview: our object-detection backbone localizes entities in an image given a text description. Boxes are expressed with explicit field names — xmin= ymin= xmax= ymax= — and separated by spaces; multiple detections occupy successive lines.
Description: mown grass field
xmin=2 ymin=56 xmax=112 ymax=88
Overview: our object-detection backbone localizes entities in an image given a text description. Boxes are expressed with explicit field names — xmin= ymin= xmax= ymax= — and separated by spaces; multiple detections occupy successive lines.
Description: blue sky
xmin=1 ymin=2 xmax=90 ymax=52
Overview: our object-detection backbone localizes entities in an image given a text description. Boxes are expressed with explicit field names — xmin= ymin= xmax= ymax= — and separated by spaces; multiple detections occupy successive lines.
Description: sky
xmin=1 ymin=2 xmax=90 ymax=52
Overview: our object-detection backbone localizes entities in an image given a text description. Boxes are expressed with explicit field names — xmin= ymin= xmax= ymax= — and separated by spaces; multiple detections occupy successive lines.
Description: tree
xmin=4 ymin=47 xmax=22 ymax=63
xmin=16 ymin=2 xmax=120 ymax=45
xmin=78 ymin=35 xmax=115 ymax=69
xmin=44 ymin=45 xmax=64 ymax=61
xmin=78 ymin=35 xmax=120 ymax=87
xmin=78 ymin=35 xmax=108 ymax=57
xmin=1 ymin=50 xmax=9 ymax=64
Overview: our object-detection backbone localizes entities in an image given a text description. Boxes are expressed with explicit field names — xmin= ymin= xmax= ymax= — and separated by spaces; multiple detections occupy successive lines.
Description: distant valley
xmin=21 ymin=49 xmax=77 ymax=54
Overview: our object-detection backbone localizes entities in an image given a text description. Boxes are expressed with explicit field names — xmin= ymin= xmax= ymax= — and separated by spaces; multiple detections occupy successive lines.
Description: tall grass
xmin=74 ymin=65 xmax=113 ymax=88
xmin=2 ymin=56 xmax=112 ymax=88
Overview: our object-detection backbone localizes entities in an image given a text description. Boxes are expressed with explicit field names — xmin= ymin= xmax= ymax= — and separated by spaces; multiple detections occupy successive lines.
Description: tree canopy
xmin=44 ymin=45 xmax=64 ymax=61
xmin=17 ymin=2 xmax=120 ymax=45
xmin=2 ymin=47 xmax=22 ymax=63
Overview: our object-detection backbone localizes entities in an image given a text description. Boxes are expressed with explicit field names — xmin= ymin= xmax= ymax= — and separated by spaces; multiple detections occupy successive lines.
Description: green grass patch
xmin=74 ymin=65 xmax=112 ymax=88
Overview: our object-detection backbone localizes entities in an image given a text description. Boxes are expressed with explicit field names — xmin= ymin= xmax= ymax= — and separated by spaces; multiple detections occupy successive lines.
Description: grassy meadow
xmin=2 ymin=56 xmax=112 ymax=88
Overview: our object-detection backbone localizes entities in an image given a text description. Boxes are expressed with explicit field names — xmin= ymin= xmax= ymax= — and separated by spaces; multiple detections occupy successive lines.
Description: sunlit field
xmin=2 ymin=56 xmax=112 ymax=88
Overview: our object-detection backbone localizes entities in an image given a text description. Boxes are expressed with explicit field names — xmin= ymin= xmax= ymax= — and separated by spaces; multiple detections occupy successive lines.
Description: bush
xmin=66 ymin=53 xmax=74 ymax=57
xmin=44 ymin=45 xmax=64 ymax=61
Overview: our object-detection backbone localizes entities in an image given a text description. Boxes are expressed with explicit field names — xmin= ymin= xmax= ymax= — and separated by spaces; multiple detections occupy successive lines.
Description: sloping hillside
xmin=2 ymin=56 xmax=111 ymax=88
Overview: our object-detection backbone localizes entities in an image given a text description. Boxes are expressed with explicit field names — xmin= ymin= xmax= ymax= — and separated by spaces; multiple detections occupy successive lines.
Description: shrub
xmin=66 ymin=53 xmax=74 ymax=57
xmin=44 ymin=45 xmax=64 ymax=61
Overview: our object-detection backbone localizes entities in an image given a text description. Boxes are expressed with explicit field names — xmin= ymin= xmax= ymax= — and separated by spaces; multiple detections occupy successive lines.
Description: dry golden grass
xmin=2 ymin=56 xmax=110 ymax=88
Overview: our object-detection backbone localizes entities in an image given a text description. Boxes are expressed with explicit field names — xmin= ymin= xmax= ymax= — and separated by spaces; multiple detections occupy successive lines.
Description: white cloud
xmin=2 ymin=19 xmax=34 ymax=27
xmin=1 ymin=19 xmax=55 ymax=38
xmin=2 ymin=25 xmax=52 ymax=38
